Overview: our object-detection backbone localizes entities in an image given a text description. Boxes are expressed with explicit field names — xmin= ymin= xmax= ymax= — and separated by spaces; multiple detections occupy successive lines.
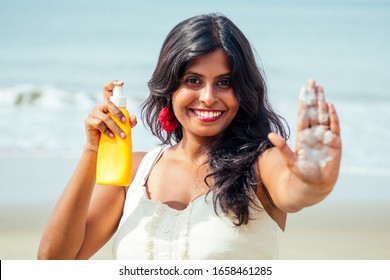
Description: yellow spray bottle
xmin=96 ymin=85 xmax=132 ymax=186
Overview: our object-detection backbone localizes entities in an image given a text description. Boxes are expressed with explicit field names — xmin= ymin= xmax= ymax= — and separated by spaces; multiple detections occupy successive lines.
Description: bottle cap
xmin=110 ymin=86 xmax=127 ymax=108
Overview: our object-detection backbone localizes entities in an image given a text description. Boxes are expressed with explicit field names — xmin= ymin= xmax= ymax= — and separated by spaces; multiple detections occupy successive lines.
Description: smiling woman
xmin=140 ymin=14 xmax=290 ymax=230
xmin=172 ymin=50 xmax=239 ymax=138
xmin=38 ymin=13 xmax=342 ymax=260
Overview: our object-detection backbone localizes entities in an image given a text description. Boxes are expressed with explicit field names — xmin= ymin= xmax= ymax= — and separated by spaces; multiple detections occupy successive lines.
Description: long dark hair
xmin=141 ymin=13 xmax=289 ymax=226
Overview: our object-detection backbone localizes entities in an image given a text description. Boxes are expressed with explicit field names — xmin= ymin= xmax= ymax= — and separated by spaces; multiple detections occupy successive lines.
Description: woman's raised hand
xmin=268 ymin=79 xmax=342 ymax=191
xmin=84 ymin=80 xmax=137 ymax=152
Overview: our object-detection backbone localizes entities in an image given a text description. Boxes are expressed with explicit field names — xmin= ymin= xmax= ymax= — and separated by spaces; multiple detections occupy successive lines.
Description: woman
xmin=38 ymin=13 xmax=341 ymax=260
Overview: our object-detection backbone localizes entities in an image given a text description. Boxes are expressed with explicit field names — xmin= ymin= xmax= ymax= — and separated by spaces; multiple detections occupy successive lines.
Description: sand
xmin=0 ymin=152 xmax=389 ymax=260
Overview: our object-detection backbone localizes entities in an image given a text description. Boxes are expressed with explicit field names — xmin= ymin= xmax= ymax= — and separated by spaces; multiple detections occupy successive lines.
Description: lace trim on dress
xmin=145 ymin=202 xmax=194 ymax=260
xmin=172 ymin=204 xmax=193 ymax=259
xmin=145 ymin=203 xmax=164 ymax=259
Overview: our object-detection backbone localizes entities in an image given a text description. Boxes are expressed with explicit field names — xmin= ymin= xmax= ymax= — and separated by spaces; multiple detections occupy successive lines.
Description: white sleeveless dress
xmin=113 ymin=147 xmax=283 ymax=259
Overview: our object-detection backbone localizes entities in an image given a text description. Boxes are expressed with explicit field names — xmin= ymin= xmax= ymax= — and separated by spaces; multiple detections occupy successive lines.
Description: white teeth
xmin=194 ymin=110 xmax=222 ymax=118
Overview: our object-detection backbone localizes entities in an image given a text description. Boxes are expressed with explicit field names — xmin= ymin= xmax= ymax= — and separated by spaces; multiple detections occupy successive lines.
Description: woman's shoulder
xmin=133 ymin=151 xmax=148 ymax=169
xmin=131 ymin=147 xmax=166 ymax=179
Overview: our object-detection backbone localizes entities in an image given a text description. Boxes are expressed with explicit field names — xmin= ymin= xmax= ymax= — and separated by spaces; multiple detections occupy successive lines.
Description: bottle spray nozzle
xmin=110 ymin=85 xmax=127 ymax=108
xmin=113 ymin=85 xmax=124 ymax=96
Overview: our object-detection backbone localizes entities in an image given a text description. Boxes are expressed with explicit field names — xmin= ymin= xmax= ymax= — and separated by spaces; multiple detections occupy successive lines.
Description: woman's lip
xmin=192 ymin=109 xmax=224 ymax=122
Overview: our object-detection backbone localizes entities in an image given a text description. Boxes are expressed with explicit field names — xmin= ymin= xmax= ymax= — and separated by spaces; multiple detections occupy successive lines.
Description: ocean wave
xmin=0 ymin=84 xmax=99 ymax=110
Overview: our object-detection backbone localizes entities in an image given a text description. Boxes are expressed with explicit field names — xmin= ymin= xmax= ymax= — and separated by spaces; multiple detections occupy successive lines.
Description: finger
xmin=299 ymin=84 xmax=317 ymax=106
xmin=317 ymin=86 xmax=330 ymax=127
xmin=93 ymin=105 xmax=126 ymax=138
xmin=297 ymin=102 xmax=310 ymax=131
xmin=103 ymin=80 xmax=124 ymax=101
xmin=86 ymin=107 xmax=115 ymax=139
xmin=328 ymin=103 xmax=340 ymax=136
xmin=307 ymin=78 xmax=316 ymax=89
xmin=299 ymin=86 xmax=318 ymax=127
xmin=105 ymin=100 xmax=127 ymax=124
xmin=130 ymin=115 xmax=138 ymax=128
xmin=268 ymin=132 xmax=296 ymax=167
xmin=87 ymin=114 xmax=114 ymax=139
xmin=307 ymin=80 xmax=319 ymax=127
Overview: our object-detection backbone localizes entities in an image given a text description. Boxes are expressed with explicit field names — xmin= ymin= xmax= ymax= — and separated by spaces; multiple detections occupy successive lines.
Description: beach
xmin=1 ymin=0 xmax=390 ymax=261
xmin=1 ymin=153 xmax=389 ymax=260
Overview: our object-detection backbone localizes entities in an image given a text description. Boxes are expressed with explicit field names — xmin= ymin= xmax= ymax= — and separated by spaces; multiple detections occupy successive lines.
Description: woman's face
xmin=172 ymin=49 xmax=239 ymax=140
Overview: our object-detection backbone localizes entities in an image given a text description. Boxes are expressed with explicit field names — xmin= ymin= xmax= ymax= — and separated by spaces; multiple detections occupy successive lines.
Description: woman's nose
xmin=199 ymin=84 xmax=217 ymax=106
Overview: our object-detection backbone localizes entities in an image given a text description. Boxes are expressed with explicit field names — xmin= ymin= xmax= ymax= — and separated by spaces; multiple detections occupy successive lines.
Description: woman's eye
xmin=186 ymin=77 xmax=200 ymax=85
xmin=218 ymin=79 xmax=231 ymax=88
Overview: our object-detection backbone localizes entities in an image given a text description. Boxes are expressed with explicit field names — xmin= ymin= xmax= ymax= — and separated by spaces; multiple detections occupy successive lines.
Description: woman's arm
xmin=37 ymin=147 xmax=125 ymax=259
xmin=38 ymin=80 xmax=141 ymax=259
xmin=259 ymin=80 xmax=342 ymax=213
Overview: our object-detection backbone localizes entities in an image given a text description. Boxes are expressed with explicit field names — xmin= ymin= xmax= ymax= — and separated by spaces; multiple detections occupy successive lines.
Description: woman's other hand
xmin=268 ymin=79 xmax=342 ymax=192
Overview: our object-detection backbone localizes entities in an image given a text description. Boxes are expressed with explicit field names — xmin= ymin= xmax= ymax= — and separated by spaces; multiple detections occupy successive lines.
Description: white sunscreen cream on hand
xmin=296 ymin=85 xmax=334 ymax=176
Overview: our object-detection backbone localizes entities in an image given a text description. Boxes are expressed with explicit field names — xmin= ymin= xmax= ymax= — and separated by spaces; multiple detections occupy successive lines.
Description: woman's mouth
xmin=193 ymin=109 xmax=223 ymax=122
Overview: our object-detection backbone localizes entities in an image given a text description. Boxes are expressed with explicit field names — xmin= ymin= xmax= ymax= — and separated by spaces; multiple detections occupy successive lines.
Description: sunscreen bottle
xmin=96 ymin=85 xmax=132 ymax=186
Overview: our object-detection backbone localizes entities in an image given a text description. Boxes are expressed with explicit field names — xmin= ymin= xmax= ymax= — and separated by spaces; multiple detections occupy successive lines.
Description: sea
xmin=1 ymin=0 xmax=390 ymax=205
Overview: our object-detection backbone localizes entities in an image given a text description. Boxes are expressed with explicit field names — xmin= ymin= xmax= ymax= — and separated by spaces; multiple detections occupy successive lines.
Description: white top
xmin=113 ymin=147 xmax=283 ymax=259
